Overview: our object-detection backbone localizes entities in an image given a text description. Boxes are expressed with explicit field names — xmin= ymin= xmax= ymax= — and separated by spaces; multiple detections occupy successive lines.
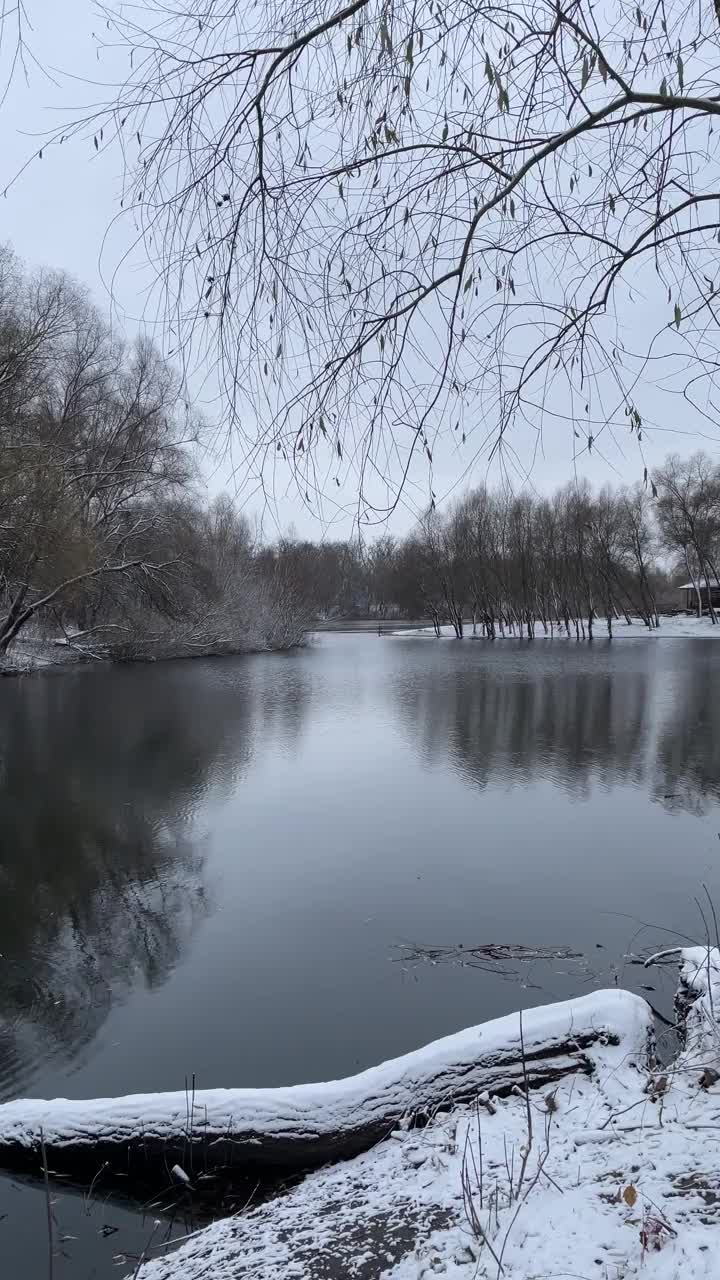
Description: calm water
xmin=2 ymin=632 xmax=720 ymax=1275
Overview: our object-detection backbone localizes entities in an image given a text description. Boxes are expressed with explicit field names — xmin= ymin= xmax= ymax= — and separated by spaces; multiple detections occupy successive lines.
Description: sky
xmin=1 ymin=1 xmax=718 ymax=542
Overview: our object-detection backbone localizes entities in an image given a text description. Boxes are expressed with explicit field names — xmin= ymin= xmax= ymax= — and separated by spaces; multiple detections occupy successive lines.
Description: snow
xmin=394 ymin=615 xmax=720 ymax=639
xmin=0 ymin=990 xmax=646 ymax=1158
xmin=0 ymin=635 xmax=83 ymax=674
xmin=131 ymin=951 xmax=720 ymax=1280
xmin=1 ymin=961 xmax=714 ymax=1280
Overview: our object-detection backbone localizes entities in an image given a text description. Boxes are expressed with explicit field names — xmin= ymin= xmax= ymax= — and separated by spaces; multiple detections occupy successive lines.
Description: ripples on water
xmin=0 ymin=634 xmax=719 ymax=1277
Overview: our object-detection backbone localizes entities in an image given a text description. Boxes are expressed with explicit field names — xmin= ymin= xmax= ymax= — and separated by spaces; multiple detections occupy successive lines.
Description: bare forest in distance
xmin=1 ymin=243 xmax=719 ymax=666
xmin=269 ymin=456 xmax=720 ymax=638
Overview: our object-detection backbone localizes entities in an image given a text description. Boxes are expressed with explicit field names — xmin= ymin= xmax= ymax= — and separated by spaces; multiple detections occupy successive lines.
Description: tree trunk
xmin=0 ymin=992 xmax=645 ymax=1189
xmin=0 ymin=581 xmax=34 ymax=654
xmin=0 ymin=605 xmax=35 ymax=654
xmin=691 ymin=550 xmax=715 ymax=622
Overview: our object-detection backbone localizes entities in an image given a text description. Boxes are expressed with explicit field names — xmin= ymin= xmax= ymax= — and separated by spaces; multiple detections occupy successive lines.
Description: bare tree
xmin=364 ymin=534 xmax=398 ymax=617
xmin=653 ymin=452 xmax=720 ymax=621
xmin=27 ymin=0 xmax=720 ymax=512
xmin=395 ymin=469 xmax=681 ymax=635
xmin=0 ymin=0 xmax=34 ymax=111
xmin=618 ymin=484 xmax=659 ymax=627
xmin=0 ymin=256 xmax=197 ymax=652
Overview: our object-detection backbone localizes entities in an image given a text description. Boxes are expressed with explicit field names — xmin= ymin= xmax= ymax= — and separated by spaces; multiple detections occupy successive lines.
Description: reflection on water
xmin=651 ymin=654 xmax=720 ymax=815
xmin=0 ymin=659 xmax=308 ymax=1099
xmin=1 ymin=636 xmax=720 ymax=1280
xmin=0 ymin=637 xmax=719 ymax=1104
xmin=399 ymin=659 xmax=648 ymax=797
xmin=0 ymin=638 xmax=718 ymax=1102
xmin=395 ymin=640 xmax=720 ymax=815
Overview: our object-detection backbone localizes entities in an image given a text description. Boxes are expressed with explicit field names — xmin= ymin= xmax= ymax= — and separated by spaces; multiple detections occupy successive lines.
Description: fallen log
xmin=131 ymin=955 xmax=714 ymax=1280
xmin=0 ymin=989 xmax=651 ymax=1188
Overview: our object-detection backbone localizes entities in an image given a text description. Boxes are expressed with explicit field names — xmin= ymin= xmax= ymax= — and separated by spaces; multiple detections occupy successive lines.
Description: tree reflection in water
xmin=0 ymin=660 xmax=264 ymax=1098
xmin=651 ymin=654 xmax=720 ymax=816
xmin=394 ymin=641 xmax=720 ymax=815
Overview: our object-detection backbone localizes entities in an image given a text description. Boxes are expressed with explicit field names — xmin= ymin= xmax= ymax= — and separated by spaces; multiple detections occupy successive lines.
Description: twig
xmin=132 ymin=1219 xmax=161 ymax=1280
xmin=599 ymin=1097 xmax=652 ymax=1129
xmin=644 ymin=947 xmax=683 ymax=968
xmin=39 ymin=1127 xmax=54 ymax=1280
xmin=514 ymin=1010 xmax=533 ymax=1199
xmin=83 ymin=1160 xmax=110 ymax=1214
xmin=461 ymin=1124 xmax=504 ymax=1275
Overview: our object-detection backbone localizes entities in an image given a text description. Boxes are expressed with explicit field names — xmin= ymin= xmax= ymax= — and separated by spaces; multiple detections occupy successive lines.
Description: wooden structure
xmin=679 ymin=577 xmax=720 ymax=613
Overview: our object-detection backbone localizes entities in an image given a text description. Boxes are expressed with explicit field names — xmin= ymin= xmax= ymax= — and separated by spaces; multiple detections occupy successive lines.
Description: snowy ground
xmin=0 ymin=635 xmax=84 ymax=674
xmin=128 ymin=950 xmax=720 ymax=1280
xmin=394 ymin=615 xmax=720 ymax=640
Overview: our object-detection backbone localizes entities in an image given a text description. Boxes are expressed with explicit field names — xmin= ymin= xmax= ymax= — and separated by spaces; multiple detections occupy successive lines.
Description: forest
xmin=2 ymin=244 xmax=719 ymax=667
xmin=0 ymin=247 xmax=309 ymax=666
xmin=272 ymin=456 xmax=720 ymax=637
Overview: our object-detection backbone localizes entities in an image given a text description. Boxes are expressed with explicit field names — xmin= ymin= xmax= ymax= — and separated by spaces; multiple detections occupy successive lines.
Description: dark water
xmin=2 ymin=633 xmax=720 ymax=1276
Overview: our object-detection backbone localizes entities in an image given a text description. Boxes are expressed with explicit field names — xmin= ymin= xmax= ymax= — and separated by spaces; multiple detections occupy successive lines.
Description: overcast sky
xmin=2 ymin=1 xmax=718 ymax=542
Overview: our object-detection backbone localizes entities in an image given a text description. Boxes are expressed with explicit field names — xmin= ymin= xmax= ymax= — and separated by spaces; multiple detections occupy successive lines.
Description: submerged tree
xmin=30 ymin=0 xmax=720 ymax=514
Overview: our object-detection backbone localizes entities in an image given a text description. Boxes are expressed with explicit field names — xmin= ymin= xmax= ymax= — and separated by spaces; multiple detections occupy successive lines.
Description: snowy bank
xmin=395 ymin=615 xmax=720 ymax=639
xmin=131 ymin=952 xmax=720 ymax=1280
xmin=2 ymin=960 xmax=717 ymax=1280
xmin=0 ymin=635 xmax=86 ymax=675
xmin=0 ymin=990 xmax=644 ymax=1184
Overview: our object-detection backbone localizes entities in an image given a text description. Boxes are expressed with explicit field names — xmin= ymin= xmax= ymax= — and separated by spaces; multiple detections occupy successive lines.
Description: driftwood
xmin=393 ymin=940 xmax=590 ymax=982
xmin=0 ymin=990 xmax=650 ymax=1190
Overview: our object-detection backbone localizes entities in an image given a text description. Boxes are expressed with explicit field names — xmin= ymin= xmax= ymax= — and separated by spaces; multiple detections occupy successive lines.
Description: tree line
xmin=2 ymin=245 xmax=718 ymax=663
xmin=273 ymin=455 xmax=720 ymax=636
xmin=0 ymin=247 xmax=309 ymax=666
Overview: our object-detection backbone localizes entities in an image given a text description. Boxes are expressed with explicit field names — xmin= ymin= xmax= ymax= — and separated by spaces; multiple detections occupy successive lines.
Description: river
xmin=1 ymin=631 xmax=719 ymax=1276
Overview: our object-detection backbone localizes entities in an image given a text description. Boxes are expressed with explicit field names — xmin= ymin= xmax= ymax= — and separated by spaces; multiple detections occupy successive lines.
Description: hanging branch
xmin=17 ymin=0 xmax=720 ymax=512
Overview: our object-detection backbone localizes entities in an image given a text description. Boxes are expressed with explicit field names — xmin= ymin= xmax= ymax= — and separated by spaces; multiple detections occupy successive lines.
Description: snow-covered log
xmin=133 ymin=986 xmax=656 ymax=1280
xmin=130 ymin=954 xmax=720 ymax=1280
xmin=0 ymin=990 xmax=650 ymax=1186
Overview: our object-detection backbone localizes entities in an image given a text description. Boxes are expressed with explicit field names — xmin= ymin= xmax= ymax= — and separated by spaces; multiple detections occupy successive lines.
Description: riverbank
xmin=396 ymin=614 xmax=720 ymax=640
xmin=313 ymin=618 xmax=428 ymax=632
xmin=0 ymin=631 xmax=307 ymax=678
xmin=130 ymin=947 xmax=719 ymax=1280
xmin=6 ymin=613 xmax=714 ymax=677
xmin=0 ymin=950 xmax=717 ymax=1279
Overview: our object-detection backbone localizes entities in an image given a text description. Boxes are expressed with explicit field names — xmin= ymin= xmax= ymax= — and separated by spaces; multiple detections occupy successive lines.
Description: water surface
xmin=1 ymin=633 xmax=719 ymax=1276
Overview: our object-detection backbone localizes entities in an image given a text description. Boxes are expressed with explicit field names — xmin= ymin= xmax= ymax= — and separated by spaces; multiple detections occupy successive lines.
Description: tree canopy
xmin=12 ymin=0 xmax=717 ymax=518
